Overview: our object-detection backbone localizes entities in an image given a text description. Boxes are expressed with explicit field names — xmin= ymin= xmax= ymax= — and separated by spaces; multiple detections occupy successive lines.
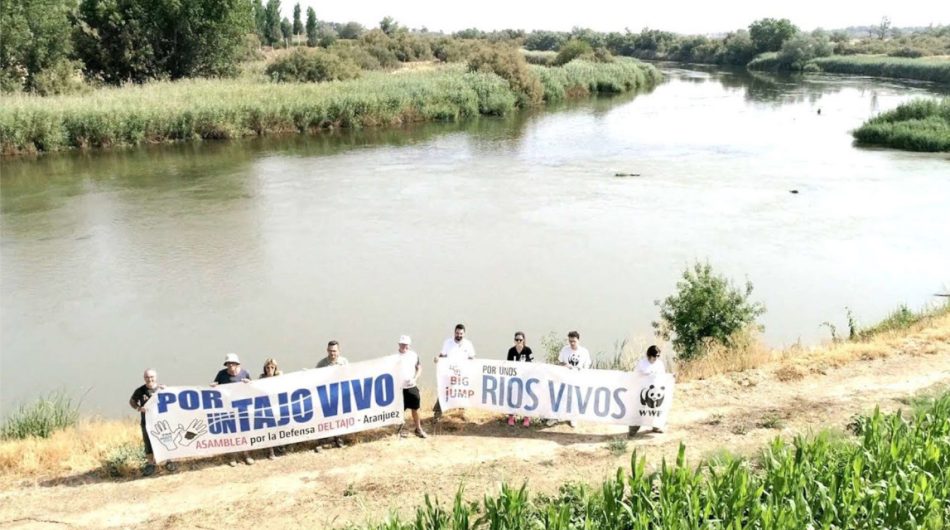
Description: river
xmin=2 ymin=65 xmax=948 ymax=416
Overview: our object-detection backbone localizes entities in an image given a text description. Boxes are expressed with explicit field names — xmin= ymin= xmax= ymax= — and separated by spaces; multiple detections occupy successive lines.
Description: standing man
xmin=129 ymin=369 xmax=175 ymax=476
xmin=558 ymin=331 xmax=591 ymax=428
xmin=210 ymin=354 xmax=254 ymax=466
xmin=433 ymin=323 xmax=476 ymax=421
xmin=314 ymin=340 xmax=348 ymax=451
xmin=396 ymin=335 xmax=427 ymax=438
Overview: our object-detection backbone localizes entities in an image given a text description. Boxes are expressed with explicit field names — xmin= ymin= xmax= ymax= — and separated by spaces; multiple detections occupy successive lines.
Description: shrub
xmin=553 ymin=39 xmax=593 ymax=66
xmin=653 ymin=262 xmax=765 ymax=360
xmin=265 ymin=48 xmax=361 ymax=83
xmin=1 ymin=391 xmax=80 ymax=440
xmin=467 ymin=43 xmax=543 ymax=106
xmin=103 ymin=442 xmax=147 ymax=477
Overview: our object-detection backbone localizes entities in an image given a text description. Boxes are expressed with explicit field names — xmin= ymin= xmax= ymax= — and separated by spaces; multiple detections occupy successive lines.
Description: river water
xmin=2 ymin=66 xmax=949 ymax=416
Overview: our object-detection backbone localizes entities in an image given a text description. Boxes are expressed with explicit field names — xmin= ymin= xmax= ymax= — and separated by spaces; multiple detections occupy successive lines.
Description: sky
xmin=295 ymin=0 xmax=950 ymax=35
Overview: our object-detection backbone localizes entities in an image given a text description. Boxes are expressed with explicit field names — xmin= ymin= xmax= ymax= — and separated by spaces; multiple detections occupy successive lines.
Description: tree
xmin=749 ymin=18 xmax=799 ymax=53
xmin=653 ymin=262 xmax=765 ymax=360
xmin=253 ymin=0 xmax=267 ymax=40
xmin=263 ymin=0 xmax=282 ymax=46
xmin=877 ymin=16 xmax=891 ymax=40
xmin=292 ymin=3 xmax=302 ymax=35
xmin=379 ymin=16 xmax=399 ymax=36
xmin=280 ymin=17 xmax=292 ymax=45
xmin=305 ymin=7 xmax=318 ymax=46
xmin=339 ymin=21 xmax=365 ymax=39
xmin=72 ymin=0 xmax=253 ymax=84
xmin=1 ymin=0 xmax=79 ymax=93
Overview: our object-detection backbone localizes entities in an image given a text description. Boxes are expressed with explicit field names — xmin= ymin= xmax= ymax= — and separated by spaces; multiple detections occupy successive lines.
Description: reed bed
xmin=360 ymin=392 xmax=950 ymax=529
xmin=0 ymin=60 xmax=659 ymax=156
xmin=853 ymin=98 xmax=950 ymax=152
xmin=810 ymin=55 xmax=950 ymax=84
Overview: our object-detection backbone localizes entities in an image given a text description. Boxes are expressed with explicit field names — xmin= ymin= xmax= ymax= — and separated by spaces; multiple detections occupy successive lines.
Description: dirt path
xmin=2 ymin=333 xmax=949 ymax=529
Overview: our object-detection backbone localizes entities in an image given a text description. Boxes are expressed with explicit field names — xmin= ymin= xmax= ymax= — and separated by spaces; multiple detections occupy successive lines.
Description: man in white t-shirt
xmin=396 ymin=335 xmax=427 ymax=438
xmin=557 ymin=330 xmax=591 ymax=427
xmin=433 ymin=323 xmax=476 ymax=420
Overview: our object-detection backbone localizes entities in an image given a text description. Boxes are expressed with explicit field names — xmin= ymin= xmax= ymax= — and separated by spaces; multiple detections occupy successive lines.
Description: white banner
xmin=144 ymin=356 xmax=404 ymax=463
xmin=436 ymin=359 xmax=674 ymax=427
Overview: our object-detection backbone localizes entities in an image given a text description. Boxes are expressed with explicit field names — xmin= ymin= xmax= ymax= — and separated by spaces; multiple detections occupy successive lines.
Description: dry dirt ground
xmin=2 ymin=330 xmax=949 ymax=529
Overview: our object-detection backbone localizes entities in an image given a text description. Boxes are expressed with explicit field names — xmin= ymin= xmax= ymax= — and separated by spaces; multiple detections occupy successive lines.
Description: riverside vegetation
xmin=355 ymin=392 xmax=950 ymax=529
xmin=853 ymin=98 xmax=950 ymax=152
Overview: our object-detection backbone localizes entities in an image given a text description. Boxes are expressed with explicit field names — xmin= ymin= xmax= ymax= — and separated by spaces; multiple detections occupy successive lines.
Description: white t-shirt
xmin=558 ymin=345 xmax=591 ymax=370
xmin=635 ymin=357 xmax=666 ymax=376
xmin=397 ymin=350 xmax=421 ymax=389
xmin=440 ymin=338 xmax=476 ymax=362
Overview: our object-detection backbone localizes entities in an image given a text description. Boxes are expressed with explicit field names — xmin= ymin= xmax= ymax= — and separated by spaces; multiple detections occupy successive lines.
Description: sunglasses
xmin=514 ymin=338 xmax=523 ymax=342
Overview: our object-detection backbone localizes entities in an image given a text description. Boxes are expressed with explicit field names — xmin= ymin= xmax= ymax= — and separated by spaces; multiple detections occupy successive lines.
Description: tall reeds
xmin=853 ymin=97 xmax=950 ymax=152
xmin=811 ymin=55 xmax=950 ymax=84
xmin=0 ymin=60 xmax=660 ymax=156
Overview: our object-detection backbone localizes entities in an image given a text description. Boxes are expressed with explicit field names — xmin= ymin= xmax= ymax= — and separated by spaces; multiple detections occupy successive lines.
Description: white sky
xmin=296 ymin=1 xmax=949 ymax=35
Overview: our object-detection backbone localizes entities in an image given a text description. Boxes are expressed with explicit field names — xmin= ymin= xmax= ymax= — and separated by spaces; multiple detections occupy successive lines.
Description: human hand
xmin=210 ymin=382 xmax=218 ymax=387
xmin=177 ymin=419 xmax=208 ymax=447
xmin=242 ymin=378 xmax=251 ymax=383
xmin=150 ymin=420 xmax=182 ymax=451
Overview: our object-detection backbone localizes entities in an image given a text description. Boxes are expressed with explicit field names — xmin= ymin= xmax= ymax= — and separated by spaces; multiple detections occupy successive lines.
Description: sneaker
xmin=433 ymin=409 xmax=443 ymax=422
xmin=268 ymin=449 xmax=276 ymax=460
xmin=522 ymin=417 xmax=531 ymax=428
xmin=544 ymin=418 xmax=558 ymax=427
xmin=143 ymin=463 xmax=156 ymax=476
xmin=569 ymin=420 xmax=577 ymax=428
xmin=164 ymin=461 xmax=178 ymax=472
xmin=334 ymin=437 xmax=345 ymax=448
xmin=228 ymin=460 xmax=238 ymax=467
xmin=415 ymin=428 xmax=428 ymax=439
xmin=245 ymin=457 xmax=255 ymax=465
xmin=628 ymin=426 xmax=640 ymax=438
xmin=651 ymin=427 xmax=664 ymax=433
xmin=507 ymin=415 xmax=515 ymax=426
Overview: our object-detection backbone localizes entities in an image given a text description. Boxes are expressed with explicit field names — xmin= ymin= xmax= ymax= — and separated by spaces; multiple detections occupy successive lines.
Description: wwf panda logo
xmin=640 ymin=385 xmax=666 ymax=409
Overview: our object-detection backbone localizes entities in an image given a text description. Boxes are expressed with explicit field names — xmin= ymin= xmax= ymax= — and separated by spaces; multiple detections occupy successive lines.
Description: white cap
xmin=398 ymin=335 xmax=412 ymax=345
xmin=223 ymin=353 xmax=241 ymax=365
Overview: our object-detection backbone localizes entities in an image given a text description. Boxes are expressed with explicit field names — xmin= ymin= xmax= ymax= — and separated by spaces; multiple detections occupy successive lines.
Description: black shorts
xmin=140 ymin=417 xmax=153 ymax=455
xmin=403 ymin=387 xmax=421 ymax=410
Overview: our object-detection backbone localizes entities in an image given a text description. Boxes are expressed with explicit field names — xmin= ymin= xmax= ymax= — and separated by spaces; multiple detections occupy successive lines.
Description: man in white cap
xmin=396 ymin=335 xmax=426 ymax=438
xmin=210 ymin=354 xmax=254 ymax=466
xmin=211 ymin=353 xmax=252 ymax=386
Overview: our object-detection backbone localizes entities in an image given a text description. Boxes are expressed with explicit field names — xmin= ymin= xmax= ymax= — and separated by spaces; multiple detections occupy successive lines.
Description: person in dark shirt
xmin=506 ymin=331 xmax=533 ymax=427
xmin=211 ymin=353 xmax=252 ymax=386
xmin=210 ymin=353 xmax=254 ymax=466
xmin=128 ymin=368 xmax=175 ymax=476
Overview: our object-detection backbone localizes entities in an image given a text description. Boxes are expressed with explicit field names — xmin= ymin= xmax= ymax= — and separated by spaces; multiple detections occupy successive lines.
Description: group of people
xmin=129 ymin=324 xmax=667 ymax=476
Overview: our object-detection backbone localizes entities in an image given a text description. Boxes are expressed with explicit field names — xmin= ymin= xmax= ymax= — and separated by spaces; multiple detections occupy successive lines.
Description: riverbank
xmin=810 ymin=55 xmax=950 ymax=84
xmin=0 ymin=60 xmax=659 ymax=157
xmin=853 ymin=97 xmax=950 ymax=151
xmin=1 ymin=311 xmax=947 ymax=527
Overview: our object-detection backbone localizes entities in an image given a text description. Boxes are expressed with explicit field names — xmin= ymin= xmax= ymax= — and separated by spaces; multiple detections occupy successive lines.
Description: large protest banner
xmin=144 ymin=356 xmax=404 ymax=463
xmin=437 ymin=359 xmax=674 ymax=427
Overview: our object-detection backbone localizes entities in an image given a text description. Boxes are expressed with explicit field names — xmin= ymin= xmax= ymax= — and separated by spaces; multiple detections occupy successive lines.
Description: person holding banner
xmin=557 ymin=331 xmax=591 ymax=428
xmin=129 ymin=369 xmax=175 ymax=476
xmin=506 ymin=332 xmax=534 ymax=427
xmin=210 ymin=354 xmax=255 ymax=466
xmin=432 ymin=323 xmax=476 ymax=421
xmin=396 ymin=335 xmax=427 ymax=438
xmin=260 ymin=358 xmax=286 ymax=459
xmin=630 ymin=345 xmax=667 ymax=436
xmin=314 ymin=341 xmax=349 ymax=451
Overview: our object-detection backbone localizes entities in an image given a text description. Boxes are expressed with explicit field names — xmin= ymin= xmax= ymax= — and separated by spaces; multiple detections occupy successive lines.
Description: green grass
xmin=855 ymin=299 xmax=950 ymax=337
xmin=355 ymin=391 xmax=950 ymax=529
xmin=0 ymin=391 xmax=80 ymax=440
xmin=853 ymin=98 xmax=950 ymax=152
xmin=810 ymin=55 xmax=950 ymax=84
xmin=0 ymin=60 xmax=659 ymax=156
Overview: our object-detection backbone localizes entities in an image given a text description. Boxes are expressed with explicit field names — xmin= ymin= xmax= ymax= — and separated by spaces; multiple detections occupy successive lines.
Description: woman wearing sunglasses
xmin=506 ymin=331 xmax=534 ymax=427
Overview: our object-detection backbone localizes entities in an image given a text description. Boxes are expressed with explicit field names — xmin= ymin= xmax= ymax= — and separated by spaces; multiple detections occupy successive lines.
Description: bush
xmin=553 ymin=39 xmax=593 ymax=66
xmin=1 ymin=391 xmax=80 ymax=440
xmin=265 ymin=48 xmax=361 ymax=83
xmin=853 ymin=97 xmax=950 ymax=152
xmin=653 ymin=262 xmax=765 ymax=360
xmin=103 ymin=442 xmax=147 ymax=477
xmin=467 ymin=43 xmax=543 ymax=107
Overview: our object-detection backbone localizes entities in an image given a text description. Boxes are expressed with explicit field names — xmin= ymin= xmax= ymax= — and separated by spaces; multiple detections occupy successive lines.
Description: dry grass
xmin=676 ymin=329 xmax=773 ymax=381
xmin=0 ymin=418 xmax=140 ymax=480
